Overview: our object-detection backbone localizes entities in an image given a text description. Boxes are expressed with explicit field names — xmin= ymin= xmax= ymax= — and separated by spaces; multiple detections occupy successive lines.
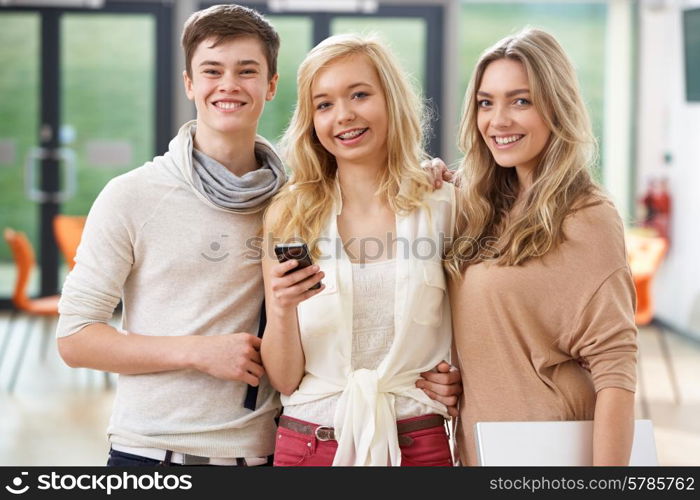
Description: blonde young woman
xmin=260 ymin=34 xmax=456 ymax=466
xmin=447 ymin=29 xmax=638 ymax=466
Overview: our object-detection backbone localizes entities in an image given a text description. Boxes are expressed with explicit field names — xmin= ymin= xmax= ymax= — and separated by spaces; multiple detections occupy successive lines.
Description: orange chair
xmin=626 ymin=233 xmax=668 ymax=326
xmin=0 ymin=228 xmax=59 ymax=392
xmin=52 ymin=215 xmax=111 ymax=389
xmin=53 ymin=215 xmax=86 ymax=270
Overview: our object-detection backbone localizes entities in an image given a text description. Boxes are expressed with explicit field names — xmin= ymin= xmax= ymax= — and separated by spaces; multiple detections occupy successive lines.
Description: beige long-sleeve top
xmin=450 ymin=199 xmax=638 ymax=466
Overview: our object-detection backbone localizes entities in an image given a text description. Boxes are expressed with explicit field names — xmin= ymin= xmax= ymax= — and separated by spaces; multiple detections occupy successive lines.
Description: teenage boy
xmin=57 ymin=4 xmax=459 ymax=467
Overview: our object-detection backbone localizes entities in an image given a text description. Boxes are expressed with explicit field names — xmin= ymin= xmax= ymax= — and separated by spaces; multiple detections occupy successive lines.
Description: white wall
xmin=637 ymin=0 xmax=700 ymax=340
xmin=604 ymin=0 xmax=634 ymax=222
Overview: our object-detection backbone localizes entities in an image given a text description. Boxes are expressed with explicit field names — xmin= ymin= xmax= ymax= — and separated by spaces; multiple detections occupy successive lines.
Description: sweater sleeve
xmin=57 ymin=178 xmax=136 ymax=337
xmin=565 ymin=266 xmax=638 ymax=393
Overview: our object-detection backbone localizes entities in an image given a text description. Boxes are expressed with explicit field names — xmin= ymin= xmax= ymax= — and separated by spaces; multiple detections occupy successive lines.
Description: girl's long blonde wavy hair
xmin=446 ymin=28 xmax=601 ymax=278
xmin=265 ymin=33 xmax=433 ymax=256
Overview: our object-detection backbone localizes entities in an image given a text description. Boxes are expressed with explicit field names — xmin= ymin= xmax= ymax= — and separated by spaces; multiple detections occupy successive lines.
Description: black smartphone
xmin=274 ymin=242 xmax=322 ymax=290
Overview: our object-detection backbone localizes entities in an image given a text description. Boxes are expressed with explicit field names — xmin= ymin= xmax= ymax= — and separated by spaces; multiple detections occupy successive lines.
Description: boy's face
xmin=183 ymin=36 xmax=278 ymax=139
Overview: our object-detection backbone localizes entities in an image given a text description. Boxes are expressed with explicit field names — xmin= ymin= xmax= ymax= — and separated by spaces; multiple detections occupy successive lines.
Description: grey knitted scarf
xmin=191 ymin=141 xmax=286 ymax=214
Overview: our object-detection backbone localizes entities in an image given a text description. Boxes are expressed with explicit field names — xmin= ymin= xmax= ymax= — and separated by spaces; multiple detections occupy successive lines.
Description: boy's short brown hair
xmin=181 ymin=4 xmax=280 ymax=80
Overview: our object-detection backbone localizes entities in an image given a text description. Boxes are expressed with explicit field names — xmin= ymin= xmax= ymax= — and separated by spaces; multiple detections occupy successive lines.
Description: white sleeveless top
xmin=283 ymin=259 xmax=435 ymax=425
xmin=280 ymin=182 xmax=455 ymax=466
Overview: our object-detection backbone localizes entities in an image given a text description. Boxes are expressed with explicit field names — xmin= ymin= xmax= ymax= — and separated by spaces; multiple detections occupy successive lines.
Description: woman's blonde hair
xmin=446 ymin=28 xmax=601 ymax=277
xmin=265 ymin=33 xmax=432 ymax=256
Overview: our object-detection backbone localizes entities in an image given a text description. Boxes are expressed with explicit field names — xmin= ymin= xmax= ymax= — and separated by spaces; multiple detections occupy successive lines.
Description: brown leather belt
xmin=278 ymin=414 xmax=445 ymax=447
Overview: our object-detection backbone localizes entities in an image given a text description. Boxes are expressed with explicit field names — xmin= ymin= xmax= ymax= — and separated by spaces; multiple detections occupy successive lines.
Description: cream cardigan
xmin=281 ymin=182 xmax=455 ymax=466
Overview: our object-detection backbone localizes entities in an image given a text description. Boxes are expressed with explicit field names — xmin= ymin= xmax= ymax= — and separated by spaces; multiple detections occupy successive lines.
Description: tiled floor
xmin=635 ymin=323 xmax=700 ymax=466
xmin=0 ymin=312 xmax=698 ymax=466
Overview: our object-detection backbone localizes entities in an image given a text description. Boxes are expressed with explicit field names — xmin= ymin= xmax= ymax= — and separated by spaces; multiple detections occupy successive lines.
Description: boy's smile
xmin=183 ymin=36 xmax=278 ymax=141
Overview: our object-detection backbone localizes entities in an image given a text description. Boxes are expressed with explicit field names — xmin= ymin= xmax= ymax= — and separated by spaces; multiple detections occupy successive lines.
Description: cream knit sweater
xmin=57 ymin=122 xmax=280 ymax=458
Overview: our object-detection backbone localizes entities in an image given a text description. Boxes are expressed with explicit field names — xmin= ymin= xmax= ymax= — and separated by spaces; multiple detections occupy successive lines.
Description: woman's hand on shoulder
xmin=421 ymin=158 xmax=459 ymax=189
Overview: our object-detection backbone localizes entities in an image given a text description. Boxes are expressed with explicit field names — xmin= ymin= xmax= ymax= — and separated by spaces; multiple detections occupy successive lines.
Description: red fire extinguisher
xmin=641 ymin=177 xmax=671 ymax=244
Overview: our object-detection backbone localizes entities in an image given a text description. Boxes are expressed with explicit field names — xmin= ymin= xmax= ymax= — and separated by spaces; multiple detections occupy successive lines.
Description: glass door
xmin=0 ymin=12 xmax=41 ymax=300
xmin=0 ymin=2 xmax=171 ymax=306
xmin=257 ymin=15 xmax=313 ymax=145
xmin=58 ymin=12 xmax=158 ymax=286
xmin=331 ymin=17 xmax=426 ymax=89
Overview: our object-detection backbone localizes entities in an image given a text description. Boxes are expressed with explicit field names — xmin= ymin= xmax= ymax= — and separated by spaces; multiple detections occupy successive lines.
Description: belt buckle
xmin=314 ymin=426 xmax=334 ymax=441
xmin=182 ymin=453 xmax=211 ymax=466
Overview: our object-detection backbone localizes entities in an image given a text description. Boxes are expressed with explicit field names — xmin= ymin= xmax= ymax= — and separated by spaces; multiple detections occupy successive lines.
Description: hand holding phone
xmin=274 ymin=242 xmax=322 ymax=290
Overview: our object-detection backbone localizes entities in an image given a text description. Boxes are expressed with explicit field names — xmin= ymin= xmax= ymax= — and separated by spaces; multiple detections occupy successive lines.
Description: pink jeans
xmin=273 ymin=414 xmax=453 ymax=467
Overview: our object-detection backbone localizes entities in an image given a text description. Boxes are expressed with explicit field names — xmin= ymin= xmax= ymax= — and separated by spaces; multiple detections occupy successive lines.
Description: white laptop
xmin=474 ymin=419 xmax=658 ymax=466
